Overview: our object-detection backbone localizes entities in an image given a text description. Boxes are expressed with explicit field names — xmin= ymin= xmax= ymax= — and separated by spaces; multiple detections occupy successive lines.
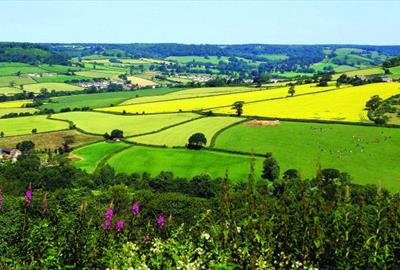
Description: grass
xmin=120 ymin=86 xmax=258 ymax=106
xmin=0 ymin=65 xmax=47 ymax=76
xmin=0 ymin=100 xmax=33 ymax=108
xmin=40 ymin=89 xmax=179 ymax=112
xmin=0 ymin=130 xmax=101 ymax=150
xmin=258 ymin=54 xmax=289 ymax=61
xmin=271 ymin=71 xmax=312 ymax=78
xmin=127 ymin=76 xmax=157 ymax=87
xmin=214 ymin=120 xmax=400 ymax=191
xmin=0 ymin=115 xmax=69 ymax=137
xmin=0 ymin=107 xmax=38 ymax=117
xmin=332 ymin=67 xmax=384 ymax=80
xmin=106 ymin=145 xmax=263 ymax=182
xmin=39 ymin=64 xmax=86 ymax=73
xmin=75 ymin=70 xmax=120 ymax=79
xmin=23 ymin=83 xmax=83 ymax=93
xmin=34 ymin=75 xmax=91 ymax=83
xmin=102 ymin=83 xmax=338 ymax=114
xmin=215 ymin=82 xmax=400 ymax=122
xmin=71 ymin=142 xmax=128 ymax=173
xmin=0 ymin=87 xmax=22 ymax=95
xmin=130 ymin=116 xmax=243 ymax=146
xmin=0 ymin=76 xmax=36 ymax=87
xmin=51 ymin=111 xmax=201 ymax=136
xmin=389 ymin=66 xmax=400 ymax=79
xmin=166 ymin=56 xmax=229 ymax=64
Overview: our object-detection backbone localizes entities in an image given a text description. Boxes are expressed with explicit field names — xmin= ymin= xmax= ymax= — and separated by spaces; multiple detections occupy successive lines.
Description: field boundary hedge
xmin=93 ymin=143 xmax=132 ymax=173
xmin=47 ymin=115 xmax=104 ymax=136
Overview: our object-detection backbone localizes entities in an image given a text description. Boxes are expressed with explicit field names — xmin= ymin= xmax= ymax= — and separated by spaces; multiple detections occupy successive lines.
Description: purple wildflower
xmin=131 ymin=203 xmax=140 ymax=215
xmin=115 ymin=220 xmax=125 ymax=232
xmin=25 ymin=183 xmax=32 ymax=207
xmin=103 ymin=208 xmax=113 ymax=231
xmin=0 ymin=189 xmax=3 ymax=209
xmin=157 ymin=214 xmax=165 ymax=228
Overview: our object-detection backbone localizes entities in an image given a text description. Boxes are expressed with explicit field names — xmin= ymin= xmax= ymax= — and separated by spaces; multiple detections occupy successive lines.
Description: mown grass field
xmin=0 ymin=130 xmax=101 ymax=150
xmin=0 ymin=99 xmax=32 ymax=108
xmin=214 ymin=120 xmax=400 ymax=191
xmin=102 ymin=83 xmax=337 ymax=114
xmin=75 ymin=70 xmax=120 ymax=79
xmin=389 ymin=66 xmax=400 ymax=79
xmin=38 ymin=64 xmax=86 ymax=73
xmin=23 ymin=82 xmax=83 ymax=93
xmin=107 ymin=145 xmax=263 ymax=181
xmin=0 ymin=107 xmax=38 ymax=117
xmin=34 ymin=74 xmax=91 ymax=83
xmin=0 ymin=75 xmax=36 ymax=86
xmin=0 ymin=115 xmax=69 ymax=136
xmin=0 ymin=87 xmax=22 ymax=95
xmin=40 ymin=89 xmax=179 ymax=112
xmin=131 ymin=116 xmax=242 ymax=146
xmin=215 ymin=82 xmax=400 ymax=122
xmin=72 ymin=142 xmax=128 ymax=173
xmin=127 ymin=76 xmax=157 ymax=87
xmin=51 ymin=111 xmax=200 ymax=136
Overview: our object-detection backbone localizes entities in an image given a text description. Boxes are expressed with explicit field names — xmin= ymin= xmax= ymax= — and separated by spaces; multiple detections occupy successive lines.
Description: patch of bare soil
xmin=244 ymin=120 xmax=280 ymax=126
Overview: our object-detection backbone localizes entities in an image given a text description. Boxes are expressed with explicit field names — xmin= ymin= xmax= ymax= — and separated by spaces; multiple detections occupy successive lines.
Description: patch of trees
xmin=104 ymin=129 xmax=124 ymax=140
xmin=337 ymin=74 xmax=383 ymax=86
xmin=187 ymin=132 xmax=207 ymax=149
xmin=382 ymin=55 xmax=400 ymax=68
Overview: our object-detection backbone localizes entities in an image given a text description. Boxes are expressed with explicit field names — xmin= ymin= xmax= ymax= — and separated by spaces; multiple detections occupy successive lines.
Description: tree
xmin=187 ymin=133 xmax=207 ymax=149
xmin=16 ymin=140 xmax=35 ymax=152
xmin=288 ymin=84 xmax=295 ymax=97
xmin=110 ymin=129 xmax=124 ymax=139
xmin=232 ymin=101 xmax=244 ymax=116
xmin=31 ymin=128 xmax=37 ymax=134
xmin=262 ymin=152 xmax=280 ymax=181
xmin=0 ymin=131 xmax=4 ymax=138
xmin=365 ymin=95 xmax=382 ymax=111
xmin=283 ymin=169 xmax=300 ymax=180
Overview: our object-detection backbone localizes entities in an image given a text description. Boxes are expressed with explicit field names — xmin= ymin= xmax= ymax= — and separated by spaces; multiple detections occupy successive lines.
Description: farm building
xmin=0 ymin=148 xmax=22 ymax=162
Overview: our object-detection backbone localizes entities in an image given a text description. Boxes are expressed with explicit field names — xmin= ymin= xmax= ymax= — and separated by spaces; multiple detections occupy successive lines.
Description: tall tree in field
xmin=187 ymin=133 xmax=207 ymax=149
xmin=288 ymin=84 xmax=295 ymax=97
xmin=232 ymin=101 xmax=244 ymax=116
xmin=262 ymin=152 xmax=280 ymax=181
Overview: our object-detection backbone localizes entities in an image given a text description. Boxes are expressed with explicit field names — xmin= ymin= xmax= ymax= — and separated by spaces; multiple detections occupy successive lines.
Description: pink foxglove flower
xmin=157 ymin=214 xmax=165 ymax=228
xmin=25 ymin=183 xmax=32 ymax=207
xmin=131 ymin=203 xmax=140 ymax=215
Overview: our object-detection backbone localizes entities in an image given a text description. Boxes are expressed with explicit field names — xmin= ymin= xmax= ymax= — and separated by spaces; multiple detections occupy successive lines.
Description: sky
xmin=0 ymin=0 xmax=399 ymax=45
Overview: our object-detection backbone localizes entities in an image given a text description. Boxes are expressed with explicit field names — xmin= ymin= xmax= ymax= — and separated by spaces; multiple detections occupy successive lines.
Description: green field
xmin=389 ymin=66 xmax=400 ymax=79
xmin=40 ymin=88 xmax=180 ymax=112
xmin=75 ymin=70 xmax=120 ymax=79
xmin=0 ymin=87 xmax=22 ymax=95
xmin=0 ymin=115 xmax=69 ymax=136
xmin=39 ymin=64 xmax=86 ymax=73
xmin=131 ymin=116 xmax=242 ymax=146
xmin=166 ymin=56 xmax=229 ymax=64
xmin=332 ymin=67 xmax=384 ymax=80
xmin=23 ymin=82 xmax=83 ymax=93
xmin=214 ymin=121 xmax=400 ymax=191
xmin=0 ymin=107 xmax=38 ymax=117
xmin=107 ymin=145 xmax=263 ymax=181
xmin=34 ymin=74 xmax=91 ymax=83
xmin=0 ymin=76 xmax=36 ymax=86
xmin=0 ymin=65 xmax=47 ymax=76
xmin=259 ymin=54 xmax=289 ymax=61
xmin=72 ymin=142 xmax=128 ymax=173
xmin=51 ymin=111 xmax=201 ymax=136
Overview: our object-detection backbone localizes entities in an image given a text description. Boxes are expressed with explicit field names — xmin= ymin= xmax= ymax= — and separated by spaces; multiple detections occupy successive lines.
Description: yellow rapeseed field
xmin=215 ymin=82 xmax=400 ymax=122
xmin=0 ymin=99 xmax=33 ymax=108
xmin=99 ymin=83 xmax=338 ymax=114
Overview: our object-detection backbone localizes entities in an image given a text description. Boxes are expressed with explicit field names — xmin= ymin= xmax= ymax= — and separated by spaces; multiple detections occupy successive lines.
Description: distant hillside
xmin=0 ymin=43 xmax=69 ymax=65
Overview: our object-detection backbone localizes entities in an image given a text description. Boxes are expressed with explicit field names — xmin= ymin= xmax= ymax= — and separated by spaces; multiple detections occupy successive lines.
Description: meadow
xmin=0 ymin=65 xmax=47 ymax=76
xmin=332 ymin=67 xmax=384 ymax=80
xmin=0 ymin=107 xmax=38 ymax=117
xmin=0 ymin=87 xmax=22 ymax=95
xmin=23 ymin=82 xmax=83 ymax=93
xmin=75 ymin=70 xmax=120 ymax=79
xmin=214 ymin=120 xmax=400 ymax=191
xmin=72 ymin=141 xmax=129 ymax=173
xmin=102 ymin=83 xmax=338 ymax=114
xmin=0 ymin=129 xmax=101 ymax=150
xmin=38 ymin=64 xmax=86 ymax=73
xmin=0 ymin=75 xmax=36 ymax=86
xmin=40 ymin=88 xmax=179 ymax=112
xmin=130 ymin=116 xmax=243 ymax=146
xmin=120 ymin=86 xmax=258 ymax=105
xmin=215 ymin=82 xmax=400 ymax=122
xmin=51 ymin=111 xmax=201 ymax=136
xmin=106 ymin=145 xmax=263 ymax=181
xmin=34 ymin=74 xmax=91 ymax=83
xmin=166 ymin=56 xmax=229 ymax=64
xmin=0 ymin=99 xmax=32 ymax=108
xmin=389 ymin=66 xmax=400 ymax=79
xmin=0 ymin=115 xmax=69 ymax=137
xmin=127 ymin=76 xmax=157 ymax=87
